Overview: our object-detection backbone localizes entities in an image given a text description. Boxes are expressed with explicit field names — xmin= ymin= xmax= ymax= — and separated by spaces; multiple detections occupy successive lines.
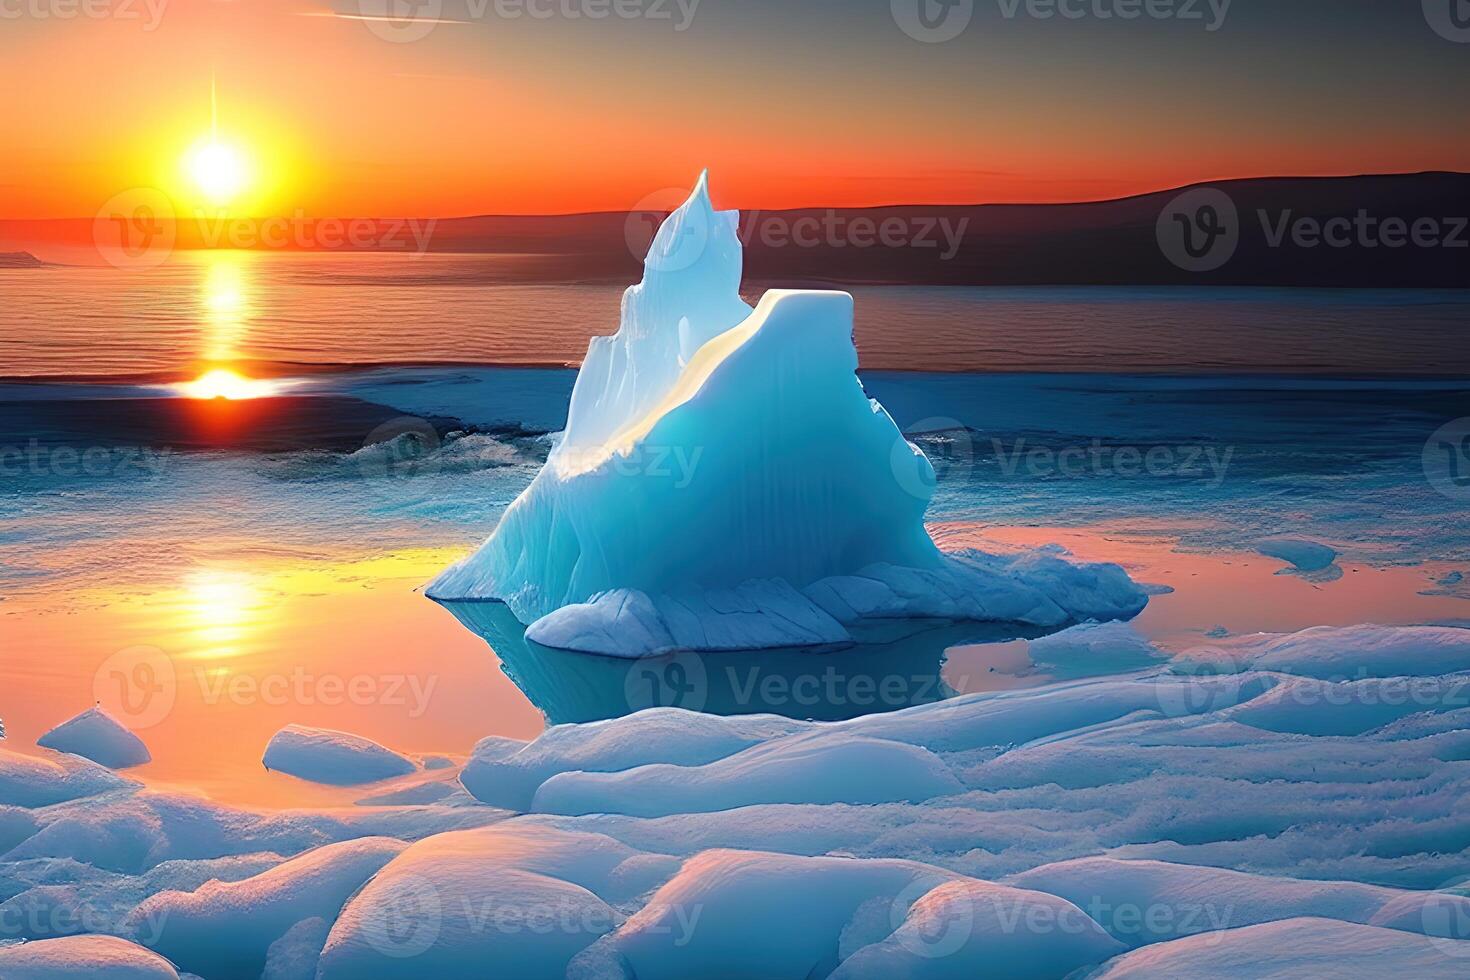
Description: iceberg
xmin=428 ymin=173 xmax=1146 ymax=655
xmin=36 ymin=707 xmax=151 ymax=770
xmin=261 ymin=726 xmax=417 ymax=786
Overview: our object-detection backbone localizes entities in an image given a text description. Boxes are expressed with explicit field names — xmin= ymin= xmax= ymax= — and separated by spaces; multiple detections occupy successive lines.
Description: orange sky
xmin=3 ymin=0 xmax=1468 ymax=218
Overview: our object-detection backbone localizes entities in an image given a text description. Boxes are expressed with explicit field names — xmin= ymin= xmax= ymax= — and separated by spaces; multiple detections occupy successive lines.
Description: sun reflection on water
xmin=177 ymin=568 xmax=269 ymax=660
xmin=199 ymin=252 xmax=253 ymax=362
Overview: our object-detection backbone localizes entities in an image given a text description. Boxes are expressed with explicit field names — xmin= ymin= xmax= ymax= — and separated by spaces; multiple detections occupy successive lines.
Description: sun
xmin=178 ymin=368 xmax=277 ymax=400
xmin=187 ymin=140 xmax=250 ymax=204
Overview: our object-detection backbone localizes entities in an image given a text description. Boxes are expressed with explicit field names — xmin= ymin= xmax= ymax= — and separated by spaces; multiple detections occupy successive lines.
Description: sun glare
xmin=179 ymin=368 xmax=277 ymax=400
xmin=188 ymin=140 xmax=249 ymax=204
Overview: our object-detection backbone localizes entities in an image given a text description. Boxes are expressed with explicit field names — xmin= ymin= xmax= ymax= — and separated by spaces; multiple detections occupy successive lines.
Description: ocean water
xmin=2 ymin=251 xmax=1469 ymax=804
xmin=4 ymin=251 xmax=1470 ymax=376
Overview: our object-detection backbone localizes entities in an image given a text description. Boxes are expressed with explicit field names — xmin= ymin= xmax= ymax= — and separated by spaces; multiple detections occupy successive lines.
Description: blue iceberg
xmin=428 ymin=173 xmax=1147 ymax=655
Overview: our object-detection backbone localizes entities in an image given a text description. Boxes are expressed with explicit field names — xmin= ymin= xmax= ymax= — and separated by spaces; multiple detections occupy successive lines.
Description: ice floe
xmin=35 ymin=708 xmax=150 ymax=770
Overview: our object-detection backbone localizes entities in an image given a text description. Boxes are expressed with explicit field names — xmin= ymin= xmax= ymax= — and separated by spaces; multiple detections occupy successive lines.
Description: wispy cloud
xmin=295 ymin=10 xmax=471 ymax=26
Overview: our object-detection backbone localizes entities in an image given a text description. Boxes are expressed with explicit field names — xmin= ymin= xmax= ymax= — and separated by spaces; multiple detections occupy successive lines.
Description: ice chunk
xmin=1210 ymin=624 xmax=1470 ymax=679
xmin=36 ymin=707 xmax=151 ymax=770
xmin=1225 ymin=675 xmax=1470 ymax=736
xmin=459 ymin=708 xmax=807 ymax=810
xmin=128 ymin=836 xmax=406 ymax=979
xmin=1025 ymin=621 xmax=1165 ymax=674
xmin=262 ymin=725 xmax=417 ymax=786
xmin=0 ymin=934 xmax=180 ymax=979
xmin=1087 ymin=917 xmax=1470 ymax=978
xmin=1008 ymin=857 xmax=1401 ymax=947
xmin=1255 ymin=536 xmax=1341 ymax=579
xmin=533 ymin=733 xmax=963 ymax=817
xmin=317 ymin=825 xmax=646 ymax=979
xmin=587 ymin=849 xmax=967 ymax=980
xmin=428 ymin=174 xmax=1146 ymax=654
xmin=0 ymin=746 xmax=133 ymax=808
xmin=830 ymin=878 xmax=1124 ymax=979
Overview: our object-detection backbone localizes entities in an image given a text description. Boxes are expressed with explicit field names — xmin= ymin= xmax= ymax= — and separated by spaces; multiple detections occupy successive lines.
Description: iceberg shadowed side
xmin=428 ymin=174 xmax=1147 ymax=656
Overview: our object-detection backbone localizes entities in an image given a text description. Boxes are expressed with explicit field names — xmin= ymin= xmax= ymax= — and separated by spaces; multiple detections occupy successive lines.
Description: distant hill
xmin=424 ymin=172 xmax=1470 ymax=288
xmin=3 ymin=173 xmax=1466 ymax=287
xmin=0 ymin=251 xmax=42 ymax=268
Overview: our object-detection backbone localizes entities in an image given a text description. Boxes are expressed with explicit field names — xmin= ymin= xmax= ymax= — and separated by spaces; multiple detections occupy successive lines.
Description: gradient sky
xmin=3 ymin=0 xmax=1468 ymax=217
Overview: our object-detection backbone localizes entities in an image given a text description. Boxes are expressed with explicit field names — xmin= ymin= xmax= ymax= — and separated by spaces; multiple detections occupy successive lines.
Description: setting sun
xmin=178 ymin=368 xmax=277 ymax=400
xmin=188 ymin=140 xmax=250 ymax=204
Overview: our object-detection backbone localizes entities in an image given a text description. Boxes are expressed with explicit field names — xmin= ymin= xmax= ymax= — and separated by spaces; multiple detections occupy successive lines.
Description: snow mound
xmin=830 ymin=878 xmax=1124 ymax=979
xmin=584 ymin=849 xmax=964 ymax=980
xmin=428 ymin=173 xmax=1146 ymax=654
xmin=1008 ymin=857 xmax=1402 ymax=947
xmin=533 ymin=733 xmax=963 ymax=817
xmin=1025 ymin=620 xmax=1165 ymax=674
xmin=318 ymin=824 xmax=653 ymax=979
xmin=1086 ymin=917 xmax=1470 ymax=978
xmin=127 ymin=836 xmax=407 ymax=979
xmin=0 ymin=935 xmax=180 ymax=979
xmin=1225 ymin=675 xmax=1470 ymax=736
xmin=1216 ymin=624 xmax=1470 ymax=679
xmin=262 ymin=725 xmax=417 ymax=786
xmin=36 ymin=707 xmax=151 ymax=769
xmin=460 ymin=709 xmax=807 ymax=810
xmin=0 ymin=747 xmax=134 ymax=808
